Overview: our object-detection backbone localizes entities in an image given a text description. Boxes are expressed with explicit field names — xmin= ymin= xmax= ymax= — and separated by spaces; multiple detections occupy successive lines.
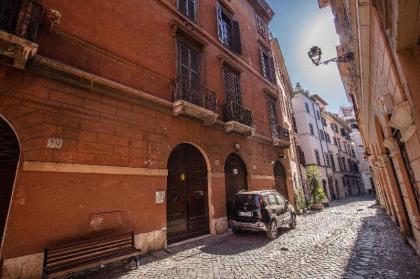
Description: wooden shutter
xmin=231 ymin=20 xmax=242 ymax=54
xmin=178 ymin=42 xmax=199 ymax=101
xmin=224 ymin=67 xmax=240 ymax=104
xmin=179 ymin=0 xmax=187 ymax=15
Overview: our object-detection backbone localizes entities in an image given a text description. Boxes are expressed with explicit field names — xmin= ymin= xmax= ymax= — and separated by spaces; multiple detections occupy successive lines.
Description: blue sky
xmin=267 ymin=0 xmax=350 ymax=113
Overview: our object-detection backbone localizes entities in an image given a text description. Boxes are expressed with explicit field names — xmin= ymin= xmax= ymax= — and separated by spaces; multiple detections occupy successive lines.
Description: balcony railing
xmin=223 ymin=101 xmax=254 ymax=128
xmin=272 ymin=125 xmax=290 ymax=142
xmin=171 ymin=77 xmax=218 ymax=113
xmin=0 ymin=0 xmax=44 ymax=41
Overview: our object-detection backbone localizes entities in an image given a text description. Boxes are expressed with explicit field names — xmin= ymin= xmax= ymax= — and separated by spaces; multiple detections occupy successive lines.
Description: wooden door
xmin=167 ymin=144 xmax=209 ymax=244
xmin=0 ymin=118 xmax=20 ymax=249
xmin=274 ymin=161 xmax=287 ymax=198
xmin=224 ymin=153 xmax=248 ymax=219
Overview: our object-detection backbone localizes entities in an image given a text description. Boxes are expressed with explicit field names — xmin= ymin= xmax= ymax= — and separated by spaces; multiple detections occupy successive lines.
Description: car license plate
xmin=239 ymin=211 xmax=252 ymax=217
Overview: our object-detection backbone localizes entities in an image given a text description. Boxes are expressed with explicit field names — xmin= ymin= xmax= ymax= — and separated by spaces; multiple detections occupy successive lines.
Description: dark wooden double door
xmin=225 ymin=153 xmax=248 ymax=219
xmin=274 ymin=161 xmax=287 ymax=198
xmin=167 ymin=144 xmax=209 ymax=244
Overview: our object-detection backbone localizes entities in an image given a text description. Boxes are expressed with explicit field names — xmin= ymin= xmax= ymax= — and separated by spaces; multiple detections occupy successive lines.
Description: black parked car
xmin=231 ymin=190 xmax=297 ymax=239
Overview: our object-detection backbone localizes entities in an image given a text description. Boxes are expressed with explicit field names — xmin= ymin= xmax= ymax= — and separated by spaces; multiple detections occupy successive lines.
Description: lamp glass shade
xmin=308 ymin=46 xmax=322 ymax=65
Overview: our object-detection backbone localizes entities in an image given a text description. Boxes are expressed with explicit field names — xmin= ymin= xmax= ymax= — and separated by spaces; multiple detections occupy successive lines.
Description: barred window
xmin=216 ymin=2 xmax=241 ymax=54
xmin=256 ymin=13 xmax=268 ymax=39
xmin=315 ymin=150 xmax=321 ymax=165
xmin=260 ymin=46 xmax=276 ymax=83
xmin=178 ymin=0 xmax=197 ymax=21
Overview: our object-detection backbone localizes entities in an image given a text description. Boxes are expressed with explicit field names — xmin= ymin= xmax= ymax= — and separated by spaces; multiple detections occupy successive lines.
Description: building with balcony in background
xmin=292 ymin=83 xmax=363 ymax=202
xmin=319 ymin=0 xmax=420 ymax=255
xmin=339 ymin=105 xmax=373 ymax=194
xmin=0 ymin=0 xmax=296 ymax=277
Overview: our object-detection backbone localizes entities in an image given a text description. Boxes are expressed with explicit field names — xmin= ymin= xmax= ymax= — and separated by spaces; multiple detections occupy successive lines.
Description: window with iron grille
xmin=321 ymin=117 xmax=327 ymax=126
xmin=330 ymin=154 xmax=335 ymax=171
xmin=309 ymin=123 xmax=314 ymax=135
xmin=292 ymin=117 xmax=298 ymax=133
xmin=305 ymin=102 xmax=310 ymax=113
xmin=393 ymin=128 xmax=420 ymax=210
xmin=337 ymin=153 xmax=342 ymax=170
xmin=266 ymin=96 xmax=278 ymax=137
xmin=216 ymin=2 xmax=241 ymax=54
xmin=223 ymin=66 xmax=241 ymax=104
xmin=256 ymin=13 xmax=268 ymax=39
xmin=315 ymin=150 xmax=321 ymax=165
xmin=178 ymin=0 xmax=196 ymax=21
xmin=342 ymin=157 xmax=347 ymax=171
xmin=260 ymin=46 xmax=276 ymax=83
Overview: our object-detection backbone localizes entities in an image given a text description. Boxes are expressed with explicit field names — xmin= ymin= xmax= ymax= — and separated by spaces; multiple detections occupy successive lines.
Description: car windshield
xmin=235 ymin=194 xmax=260 ymax=209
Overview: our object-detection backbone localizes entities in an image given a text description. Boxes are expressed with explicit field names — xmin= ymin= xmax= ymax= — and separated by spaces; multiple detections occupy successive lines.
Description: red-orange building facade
xmin=0 ymin=1 xmax=294 ymax=277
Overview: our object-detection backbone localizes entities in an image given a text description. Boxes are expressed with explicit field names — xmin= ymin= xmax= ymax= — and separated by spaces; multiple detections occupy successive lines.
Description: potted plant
xmin=307 ymin=166 xmax=325 ymax=210
xmin=295 ymin=189 xmax=306 ymax=215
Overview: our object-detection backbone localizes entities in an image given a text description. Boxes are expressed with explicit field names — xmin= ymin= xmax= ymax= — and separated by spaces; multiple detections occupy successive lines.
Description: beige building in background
xmin=319 ymin=0 xmax=420 ymax=254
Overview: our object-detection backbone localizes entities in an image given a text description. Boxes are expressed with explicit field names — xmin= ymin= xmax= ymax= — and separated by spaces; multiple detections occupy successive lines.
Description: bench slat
xmin=47 ymin=243 xmax=133 ymax=269
xmin=47 ymin=238 xmax=131 ymax=259
xmin=47 ymin=235 xmax=132 ymax=255
xmin=47 ymin=250 xmax=140 ymax=279
xmin=44 ymin=232 xmax=140 ymax=278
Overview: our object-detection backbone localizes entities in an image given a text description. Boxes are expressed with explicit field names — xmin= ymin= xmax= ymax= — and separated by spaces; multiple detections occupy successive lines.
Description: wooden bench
xmin=43 ymin=232 xmax=141 ymax=278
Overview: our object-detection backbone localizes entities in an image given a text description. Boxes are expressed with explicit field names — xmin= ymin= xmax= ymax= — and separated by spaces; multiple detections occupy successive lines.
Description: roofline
xmin=247 ymin=0 xmax=275 ymax=20
xmin=311 ymin=94 xmax=329 ymax=106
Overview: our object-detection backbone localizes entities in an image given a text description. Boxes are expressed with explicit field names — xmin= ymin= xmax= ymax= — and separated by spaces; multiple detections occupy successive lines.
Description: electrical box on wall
xmin=156 ymin=191 xmax=165 ymax=204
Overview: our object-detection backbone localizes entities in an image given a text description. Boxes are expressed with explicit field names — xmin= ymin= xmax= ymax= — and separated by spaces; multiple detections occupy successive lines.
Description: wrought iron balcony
xmin=0 ymin=0 xmax=45 ymax=68
xmin=223 ymin=101 xmax=255 ymax=135
xmin=272 ymin=125 xmax=290 ymax=147
xmin=171 ymin=77 xmax=218 ymax=124
xmin=1 ymin=0 xmax=44 ymax=41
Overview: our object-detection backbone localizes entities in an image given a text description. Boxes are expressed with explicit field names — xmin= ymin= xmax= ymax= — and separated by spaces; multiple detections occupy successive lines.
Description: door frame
xmin=0 ymin=115 xmax=21 ymax=257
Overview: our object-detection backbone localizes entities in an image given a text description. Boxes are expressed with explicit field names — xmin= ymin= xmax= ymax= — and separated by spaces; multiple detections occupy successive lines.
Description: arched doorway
xmin=167 ymin=144 xmax=209 ymax=244
xmin=224 ymin=153 xmax=248 ymax=219
xmin=274 ymin=161 xmax=287 ymax=197
xmin=0 ymin=117 xmax=20 ymax=251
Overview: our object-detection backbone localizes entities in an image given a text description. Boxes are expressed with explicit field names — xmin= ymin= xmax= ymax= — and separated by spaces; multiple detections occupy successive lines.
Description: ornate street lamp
xmin=308 ymin=46 xmax=354 ymax=66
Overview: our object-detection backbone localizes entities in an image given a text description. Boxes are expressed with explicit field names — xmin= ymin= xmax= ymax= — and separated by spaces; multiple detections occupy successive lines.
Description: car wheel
xmin=232 ymin=227 xmax=242 ymax=234
xmin=266 ymin=220 xmax=278 ymax=240
xmin=289 ymin=213 xmax=297 ymax=229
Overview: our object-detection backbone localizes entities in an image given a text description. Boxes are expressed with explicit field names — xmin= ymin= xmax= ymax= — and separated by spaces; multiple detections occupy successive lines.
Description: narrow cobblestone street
xmin=78 ymin=196 xmax=420 ymax=279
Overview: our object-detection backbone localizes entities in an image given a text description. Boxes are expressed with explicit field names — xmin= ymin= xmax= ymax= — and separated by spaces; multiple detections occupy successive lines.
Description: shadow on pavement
xmin=73 ymin=228 xmax=281 ymax=278
xmin=342 ymin=205 xmax=420 ymax=278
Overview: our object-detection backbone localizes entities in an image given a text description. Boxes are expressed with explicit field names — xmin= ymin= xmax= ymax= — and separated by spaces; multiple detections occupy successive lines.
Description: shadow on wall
xmin=343 ymin=206 xmax=420 ymax=278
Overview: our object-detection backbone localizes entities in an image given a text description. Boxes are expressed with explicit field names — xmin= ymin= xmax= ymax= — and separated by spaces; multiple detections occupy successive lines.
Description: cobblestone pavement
xmin=78 ymin=196 xmax=420 ymax=279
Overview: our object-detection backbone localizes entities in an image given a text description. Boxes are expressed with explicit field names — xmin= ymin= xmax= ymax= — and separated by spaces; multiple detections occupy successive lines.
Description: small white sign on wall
xmin=47 ymin=138 xmax=63 ymax=149
xmin=233 ymin=169 xmax=238 ymax=175
xmin=156 ymin=191 xmax=165 ymax=204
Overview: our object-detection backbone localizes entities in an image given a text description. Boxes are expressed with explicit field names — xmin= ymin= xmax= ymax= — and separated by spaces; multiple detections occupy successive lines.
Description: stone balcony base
xmin=173 ymin=100 xmax=218 ymax=125
xmin=224 ymin=121 xmax=256 ymax=136
xmin=0 ymin=31 xmax=38 ymax=69
xmin=273 ymin=137 xmax=291 ymax=148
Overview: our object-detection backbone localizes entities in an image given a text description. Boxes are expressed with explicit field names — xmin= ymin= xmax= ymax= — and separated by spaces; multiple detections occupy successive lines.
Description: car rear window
xmin=235 ymin=194 xmax=260 ymax=208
